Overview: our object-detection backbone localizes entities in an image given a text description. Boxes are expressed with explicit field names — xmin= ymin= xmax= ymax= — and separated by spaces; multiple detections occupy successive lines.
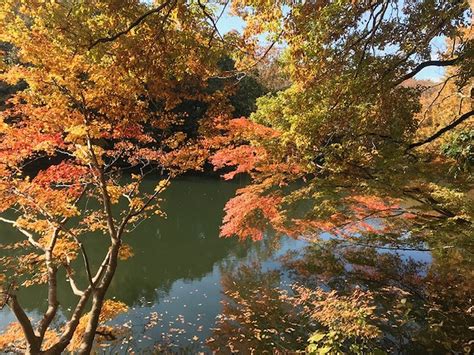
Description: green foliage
xmin=307 ymin=331 xmax=386 ymax=355
xmin=231 ymin=74 xmax=268 ymax=117
xmin=442 ymin=129 xmax=474 ymax=175
xmin=214 ymin=0 xmax=473 ymax=247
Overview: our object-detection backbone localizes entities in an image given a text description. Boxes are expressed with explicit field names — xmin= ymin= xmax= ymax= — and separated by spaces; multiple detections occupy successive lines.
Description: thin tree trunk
xmin=42 ymin=287 xmax=93 ymax=354
xmin=36 ymin=229 xmax=60 ymax=342
xmin=35 ymin=265 xmax=58 ymax=342
xmin=72 ymin=134 xmax=122 ymax=354
xmin=77 ymin=241 xmax=121 ymax=354
xmin=8 ymin=295 xmax=40 ymax=354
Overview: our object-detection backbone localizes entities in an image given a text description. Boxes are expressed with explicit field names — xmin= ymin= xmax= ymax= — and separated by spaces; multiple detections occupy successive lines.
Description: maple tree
xmin=0 ymin=0 xmax=472 ymax=353
xmin=207 ymin=1 xmax=473 ymax=353
xmin=0 ymin=0 xmax=238 ymax=353
xmin=212 ymin=0 xmax=473 ymax=243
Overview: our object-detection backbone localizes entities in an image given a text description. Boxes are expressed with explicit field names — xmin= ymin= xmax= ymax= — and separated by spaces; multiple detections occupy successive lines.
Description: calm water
xmin=0 ymin=176 xmax=307 ymax=352
xmin=1 ymin=177 xmax=469 ymax=353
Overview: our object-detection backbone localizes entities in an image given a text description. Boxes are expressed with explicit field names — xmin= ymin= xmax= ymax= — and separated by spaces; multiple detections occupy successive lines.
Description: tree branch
xmin=407 ymin=109 xmax=474 ymax=150
xmin=92 ymin=250 xmax=112 ymax=285
xmin=87 ymin=0 xmax=174 ymax=50
xmin=36 ymin=228 xmax=60 ymax=341
xmin=45 ymin=286 xmax=93 ymax=354
xmin=7 ymin=293 xmax=40 ymax=353
xmin=117 ymin=177 xmax=170 ymax=239
xmin=63 ymin=257 xmax=85 ymax=297
xmin=394 ymin=57 xmax=462 ymax=86
xmin=197 ymin=0 xmax=225 ymax=45
xmin=0 ymin=217 xmax=44 ymax=251
xmin=85 ymin=133 xmax=117 ymax=242
xmin=59 ymin=225 xmax=95 ymax=288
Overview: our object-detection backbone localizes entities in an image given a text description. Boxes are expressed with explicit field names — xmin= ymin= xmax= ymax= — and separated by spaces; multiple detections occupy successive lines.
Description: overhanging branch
xmin=394 ymin=56 xmax=462 ymax=86
xmin=407 ymin=109 xmax=474 ymax=150
xmin=0 ymin=217 xmax=44 ymax=251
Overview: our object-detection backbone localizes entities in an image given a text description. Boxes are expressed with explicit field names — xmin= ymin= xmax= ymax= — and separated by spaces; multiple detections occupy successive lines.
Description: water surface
xmin=0 ymin=176 xmax=306 ymax=352
xmin=1 ymin=176 xmax=468 ymax=353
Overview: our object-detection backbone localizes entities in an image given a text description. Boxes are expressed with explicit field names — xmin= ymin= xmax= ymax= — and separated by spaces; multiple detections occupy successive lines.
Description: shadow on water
xmin=0 ymin=176 xmax=249 ymax=313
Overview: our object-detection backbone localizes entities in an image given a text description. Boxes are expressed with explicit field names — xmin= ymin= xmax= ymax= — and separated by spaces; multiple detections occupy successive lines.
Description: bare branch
xmin=418 ymin=74 xmax=459 ymax=126
xmin=64 ymin=256 xmax=85 ymax=297
xmin=197 ymin=0 xmax=225 ymax=45
xmin=0 ymin=217 xmax=44 ymax=251
xmin=58 ymin=225 xmax=95 ymax=287
xmin=117 ymin=177 xmax=170 ymax=239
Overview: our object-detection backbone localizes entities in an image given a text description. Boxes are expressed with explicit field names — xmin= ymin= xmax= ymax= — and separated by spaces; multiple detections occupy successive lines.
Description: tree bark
xmin=35 ymin=265 xmax=58 ymax=342
xmin=7 ymin=295 xmax=40 ymax=354
xmin=42 ymin=287 xmax=93 ymax=354
xmin=36 ymin=229 xmax=60 ymax=342
xmin=77 ymin=241 xmax=121 ymax=354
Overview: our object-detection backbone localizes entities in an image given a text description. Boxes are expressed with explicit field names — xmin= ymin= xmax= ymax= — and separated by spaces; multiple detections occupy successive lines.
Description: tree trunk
xmin=36 ymin=255 xmax=59 ymax=342
xmin=8 ymin=295 xmax=41 ymax=354
xmin=41 ymin=286 xmax=93 ymax=354
xmin=77 ymin=292 xmax=106 ymax=354
xmin=77 ymin=241 xmax=121 ymax=354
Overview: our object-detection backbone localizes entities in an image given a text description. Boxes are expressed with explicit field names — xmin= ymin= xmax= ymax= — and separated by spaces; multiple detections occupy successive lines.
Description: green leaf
xmin=307 ymin=343 xmax=318 ymax=353
xmin=309 ymin=332 xmax=326 ymax=343
xmin=318 ymin=346 xmax=332 ymax=354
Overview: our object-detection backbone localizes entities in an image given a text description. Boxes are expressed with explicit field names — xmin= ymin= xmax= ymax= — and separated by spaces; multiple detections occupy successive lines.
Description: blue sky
xmin=216 ymin=10 xmax=445 ymax=82
xmin=216 ymin=11 xmax=245 ymax=34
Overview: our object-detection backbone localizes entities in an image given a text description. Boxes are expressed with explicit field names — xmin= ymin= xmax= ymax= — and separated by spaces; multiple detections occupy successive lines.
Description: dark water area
xmin=0 ymin=176 xmax=471 ymax=353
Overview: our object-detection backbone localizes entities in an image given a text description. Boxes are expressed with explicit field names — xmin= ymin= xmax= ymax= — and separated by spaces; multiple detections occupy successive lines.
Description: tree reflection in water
xmin=209 ymin=234 xmax=472 ymax=353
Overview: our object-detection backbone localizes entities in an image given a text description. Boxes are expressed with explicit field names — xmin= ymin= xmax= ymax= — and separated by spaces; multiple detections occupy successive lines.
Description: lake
xmin=0 ymin=176 xmax=470 ymax=353
xmin=0 ymin=176 xmax=308 ymax=352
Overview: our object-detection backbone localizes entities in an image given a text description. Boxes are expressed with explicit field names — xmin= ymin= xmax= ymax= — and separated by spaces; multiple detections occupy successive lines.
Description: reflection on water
xmin=0 ymin=177 xmax=471 ymax=353
xmin=1 ymin=176 xmax=236 ymax=306
xmin=209 ymin=238 xmax=472 ymax=354
xmin=0 ymin=176 xmax=306 ymax=352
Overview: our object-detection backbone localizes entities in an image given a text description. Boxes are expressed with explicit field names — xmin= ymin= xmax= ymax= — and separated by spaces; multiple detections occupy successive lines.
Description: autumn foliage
xmin=0 ymin=0 xmax=472 ymax=354
xmin=210 ymin=0 xmax=473 ymax=243
xmin=0 ymin=0 xmax=234 ymax=353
